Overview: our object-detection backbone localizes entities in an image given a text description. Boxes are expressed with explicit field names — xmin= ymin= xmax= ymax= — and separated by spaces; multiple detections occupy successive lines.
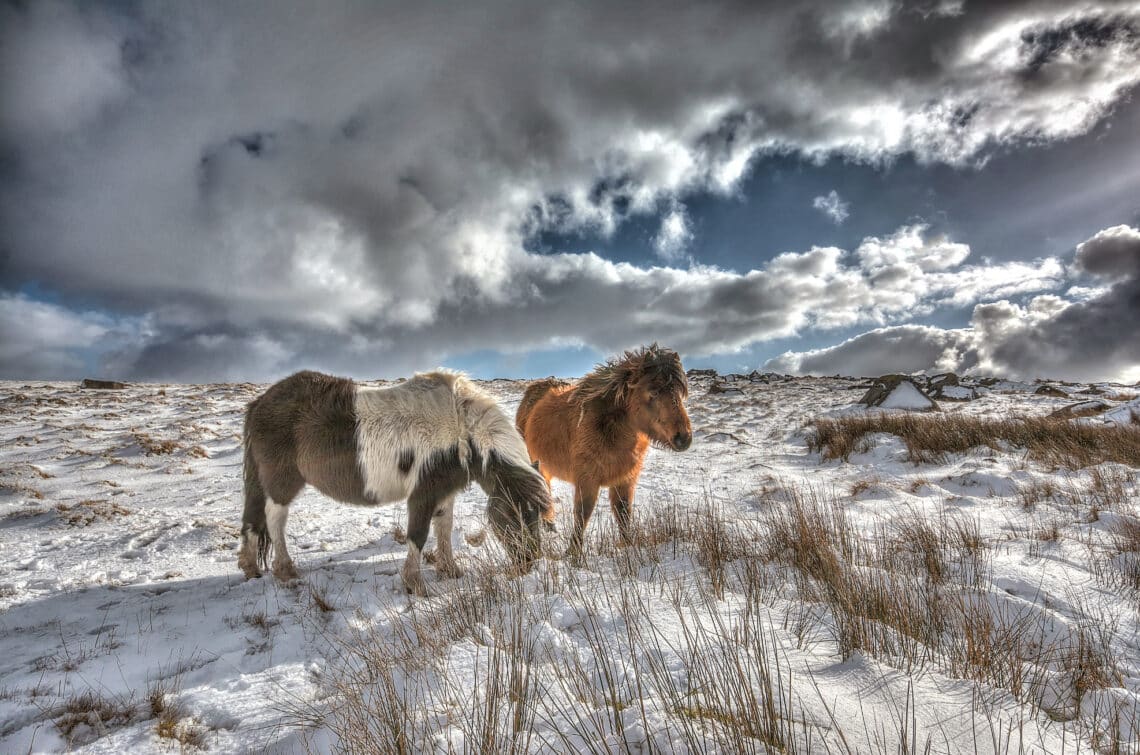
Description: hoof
xmin=238 ymin=557 xmax=261 ymax=580
xmin=543 ymin=520 xmax=557 ymax=533
xmin=403 ymin=579 xmax=429 ymax=598
xmin=437 ymin=561 xmax=464 ymax=579
xmin=273 ymin=561 xmax=300 ymax=581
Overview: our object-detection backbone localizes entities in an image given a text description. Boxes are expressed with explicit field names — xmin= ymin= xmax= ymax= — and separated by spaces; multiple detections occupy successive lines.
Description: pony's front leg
xmin=428 ymin=495 xmax=463 ymax=579
xmin=401 ymin=498 xmax=433 ymax=597
xmin=567 ymin=482 xmax=599 ymax=563
xmin=609 ymin=481 xmax=636 ymax=544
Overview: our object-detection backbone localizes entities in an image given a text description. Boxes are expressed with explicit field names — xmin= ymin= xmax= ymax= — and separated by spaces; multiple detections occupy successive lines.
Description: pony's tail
xmin=239 ymin=406 xmax=270 ymax=574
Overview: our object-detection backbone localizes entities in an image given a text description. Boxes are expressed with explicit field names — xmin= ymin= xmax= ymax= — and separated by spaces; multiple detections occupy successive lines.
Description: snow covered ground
xmin=1 ymin=374 xmax=1138 ymax=753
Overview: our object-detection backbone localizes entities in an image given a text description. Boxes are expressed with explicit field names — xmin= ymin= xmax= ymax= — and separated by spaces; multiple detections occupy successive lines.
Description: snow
xmin=939 ymin=385 xmax=976 ymax=401
xmin=1102 ymin=397 xmax=1140 ymax=426
xmin=1 ymin=376 xmax=1138 ymax=753
xmin=878 ymin=380 xmax=937 ymax=410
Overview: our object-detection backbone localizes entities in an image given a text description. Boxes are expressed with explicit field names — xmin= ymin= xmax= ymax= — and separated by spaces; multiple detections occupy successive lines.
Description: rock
xmin=81 ymin=378 xmax=128 ymax=390
xmin=1034 ymin=385 xmax=1068 ymax=398
xmin=858 ymin=375 xmax=939 ymax=412
xmin=936 ymin=385 xmax=978 ymax=401
xmin=707 ymin=381 xmax=743 ymax=395
xmin=926 ymin=372 xmax=977 ymax=400
xmin=927 ymin=372 xmax=959 ymax=390
xmin=1101 ymin=398 xmax=1140 ymax=426
xmin=1048 ymin=399 xmax=1113 ymax=420
xmin=686 ymin=368 xmax=718 ymax=378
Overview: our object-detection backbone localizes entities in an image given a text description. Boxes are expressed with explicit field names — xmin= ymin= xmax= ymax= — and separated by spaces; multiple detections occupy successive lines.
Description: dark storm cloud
xmin=767 ymin=225 xmax=1140 ymax=382
xmin=2 ymin=0 xmax=1139 ymax=380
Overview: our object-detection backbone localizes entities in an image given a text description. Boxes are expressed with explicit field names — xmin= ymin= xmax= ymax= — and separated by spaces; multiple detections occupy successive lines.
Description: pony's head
xmin=579 ymin=344 xmax=692 ymax=451
xmin=479 ymin=455 xmax=550 ymax=572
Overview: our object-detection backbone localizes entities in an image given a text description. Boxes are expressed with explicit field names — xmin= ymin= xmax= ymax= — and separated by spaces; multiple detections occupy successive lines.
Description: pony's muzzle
xmin=671 ymin=431 xmax=692 ymax=451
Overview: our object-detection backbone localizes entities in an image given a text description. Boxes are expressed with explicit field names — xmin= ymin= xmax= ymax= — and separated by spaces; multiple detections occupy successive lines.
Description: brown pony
xmin=515 ymin=344 xmax=692 ymax=557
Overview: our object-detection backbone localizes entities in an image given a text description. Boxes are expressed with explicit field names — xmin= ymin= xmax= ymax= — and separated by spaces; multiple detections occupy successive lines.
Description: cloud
xmin=0 ymin=294 xmax=148 ymax=379
xmin=765 ymin=225 xmax=1140 ymax=382
xmin=0 ymin=1 xmax=129 ymax=138
xmin=653 ymin=203 xmax=693 ymax=261
xmin=1 ymin=1 xmax=1138 ymax=380
xmin=812 ymin=190 xmax=850 ymax=224
xmin=1073 ymin=224 xmax=1140 ymax=278
xmin=765 ymin=325 xmax=973 ymax=378
xmin=84 ymin=224 xmax=1067 ymax=382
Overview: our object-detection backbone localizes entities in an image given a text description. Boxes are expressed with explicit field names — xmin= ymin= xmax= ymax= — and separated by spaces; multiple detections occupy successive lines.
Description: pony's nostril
xmin=673 ymin=432 xmax=692 ymax=450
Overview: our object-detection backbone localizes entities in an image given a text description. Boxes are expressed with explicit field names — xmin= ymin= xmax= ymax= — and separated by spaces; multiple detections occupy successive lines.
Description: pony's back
xmin=515 ymin=378 xmax=572 ymax=437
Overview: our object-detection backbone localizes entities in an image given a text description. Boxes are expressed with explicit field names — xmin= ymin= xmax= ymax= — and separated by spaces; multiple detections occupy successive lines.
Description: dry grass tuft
xmin=147 ymin=666 xmax=210 ymax=749
xmin=54 ymin=691 xmax=138 ymax=747
xmin=301 ymin=487 xmax=1129 ymax=753
xmin=55 ymin=499 xmax=132 ymax=526
xmin=309 ymin=583 xmax=336 ymax=614
xmin=1108 ymin=515 xmax=1140 ymax=595
xmin=808 ymin=414 xmax=1140 ymax=468
xmin=132 ymin=431 xmax=181 ymax=455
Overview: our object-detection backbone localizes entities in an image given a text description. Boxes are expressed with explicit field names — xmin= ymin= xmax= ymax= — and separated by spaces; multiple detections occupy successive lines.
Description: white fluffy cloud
xmin=653 ymin=204 xmax=694 ymax=261
xmin=2 ymin=1 xmax=1139 ymax=380
xmin=0 ymin=294 xmax=148 ymax=379
xmin=812 ymin=190 xmax=850 ymax=224
xmin=86 ymin=224 xmax=1067 ymax=381
xmin=766 ymin=225 xmax=1140 ymax=382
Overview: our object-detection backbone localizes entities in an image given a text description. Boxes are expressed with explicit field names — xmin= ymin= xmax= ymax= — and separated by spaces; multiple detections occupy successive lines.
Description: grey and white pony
xmin=237 ymin=370 xmax=550 ymax=596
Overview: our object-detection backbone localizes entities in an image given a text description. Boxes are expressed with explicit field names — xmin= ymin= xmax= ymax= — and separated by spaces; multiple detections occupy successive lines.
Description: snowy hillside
xmin=1 ymin=374 xmax=1138 ymax=753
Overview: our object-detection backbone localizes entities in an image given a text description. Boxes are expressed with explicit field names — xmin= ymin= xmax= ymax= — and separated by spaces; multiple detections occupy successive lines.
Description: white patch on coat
xmin=353 ymin=371 xmax=542 ymax=502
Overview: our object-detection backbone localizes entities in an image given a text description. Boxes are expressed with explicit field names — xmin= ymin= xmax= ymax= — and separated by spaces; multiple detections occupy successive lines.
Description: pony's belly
xmin=362 ymin=474 xmax=414 ymax=505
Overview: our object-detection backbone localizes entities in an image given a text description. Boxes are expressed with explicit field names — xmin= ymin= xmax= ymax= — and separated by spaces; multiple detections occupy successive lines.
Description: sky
xmin=1 ymin=0 xmax=1139 ymax=384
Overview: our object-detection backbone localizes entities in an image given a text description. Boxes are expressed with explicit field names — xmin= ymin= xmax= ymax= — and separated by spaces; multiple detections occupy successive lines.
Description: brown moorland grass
xmin=808 ymin=413 xmax=1140 ymax=468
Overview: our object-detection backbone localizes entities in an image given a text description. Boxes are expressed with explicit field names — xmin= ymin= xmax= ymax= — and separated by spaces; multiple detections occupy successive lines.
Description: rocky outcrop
xmin=925 ymin=372 xmax=978 ymax=401
xmin=81 ymin=379 xmax=128 ymax=390
xmin=1047 ymin=399 xmax=1113 ymax=420
xmin=858 ymin=375 xmax=939 ymax=411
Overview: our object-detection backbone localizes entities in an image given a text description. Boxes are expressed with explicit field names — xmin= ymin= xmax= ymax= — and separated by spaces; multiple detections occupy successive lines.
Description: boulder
xmin=707 ymin=380 xmax=743 ymax=395
xmin=1101 ymin=398 xmax=1140 ymax=426
xmin=81 ymin=378 xmax=128 ymax=390
xmin=925 ymin=372 xmax=977 ymax=401
xmin=927 ymin=372 xmax=958 ymax=391
xmin=1034 ymin=385 xmax=1068 ymax=398
xmin=1048 ymin=399 xmax=1113 ymax=420
xmin=858 ymin=375 xmax=939 ymax=412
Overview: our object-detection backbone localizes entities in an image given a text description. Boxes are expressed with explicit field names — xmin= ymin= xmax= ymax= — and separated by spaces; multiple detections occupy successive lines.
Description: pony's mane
xmin=447 ymin=373 xmax=538 ymax=475
xmin=573 ymin=343 xmax=688 ymax=407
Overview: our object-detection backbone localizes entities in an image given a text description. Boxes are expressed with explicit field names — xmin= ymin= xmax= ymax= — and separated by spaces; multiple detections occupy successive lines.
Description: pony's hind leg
xmin=266 ymin=499 xmax=300 ymax=581
xmin=262 ymin=465 xmax=304 ymax=582
xmin=239 ymin=441 xmax=268 ymax=579
xmin=539 ymin=467 xmax=557 ymax=531
xmin=428 ymin=495 xmax=463 ymax=578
